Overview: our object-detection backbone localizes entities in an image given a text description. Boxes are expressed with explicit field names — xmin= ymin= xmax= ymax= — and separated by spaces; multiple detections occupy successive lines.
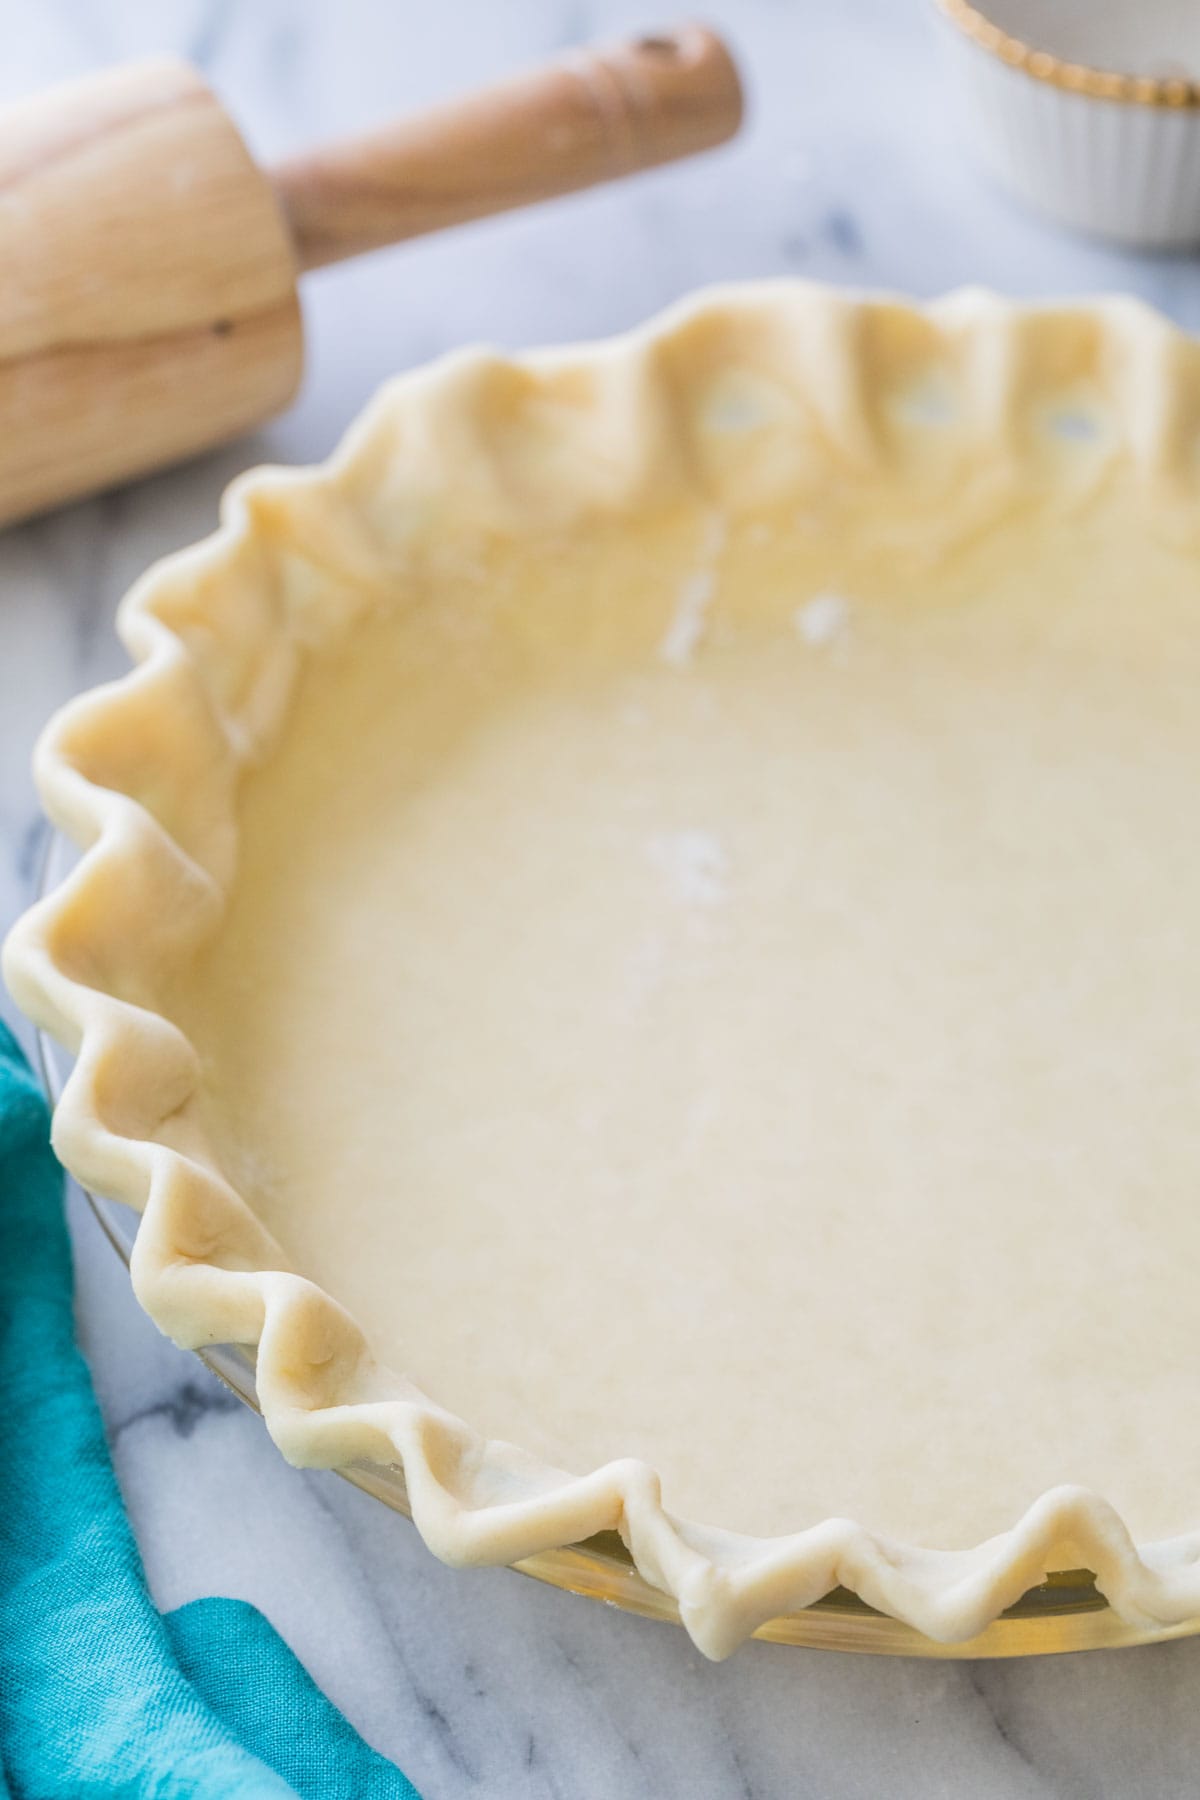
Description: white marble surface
xmin=6 ymin=2 xmax=1200 ymax=1794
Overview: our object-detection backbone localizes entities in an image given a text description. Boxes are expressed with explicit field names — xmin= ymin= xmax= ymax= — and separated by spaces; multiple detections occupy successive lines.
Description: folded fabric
xmin=0 ymin=1017 xmax=419 ymax=1800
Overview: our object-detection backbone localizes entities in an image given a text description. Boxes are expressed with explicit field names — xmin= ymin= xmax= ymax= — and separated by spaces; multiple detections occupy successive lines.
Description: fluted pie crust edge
xmin=9 ymin=282 xmax=1200 ymax=1658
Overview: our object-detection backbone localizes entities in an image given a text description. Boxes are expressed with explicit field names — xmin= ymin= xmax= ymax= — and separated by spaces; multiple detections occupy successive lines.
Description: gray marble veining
xmin=5 ymin=2 xmax=1200 ymax=1794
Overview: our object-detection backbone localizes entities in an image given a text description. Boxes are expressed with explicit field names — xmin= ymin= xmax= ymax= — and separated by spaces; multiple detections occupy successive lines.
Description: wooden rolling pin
xmin=0 ymin=25 xmax=742 ymax=528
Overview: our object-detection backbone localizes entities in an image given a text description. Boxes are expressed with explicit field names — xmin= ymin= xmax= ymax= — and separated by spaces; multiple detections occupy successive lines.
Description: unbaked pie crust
xmin=10 ymin=282 xmax=1200 ymax=1657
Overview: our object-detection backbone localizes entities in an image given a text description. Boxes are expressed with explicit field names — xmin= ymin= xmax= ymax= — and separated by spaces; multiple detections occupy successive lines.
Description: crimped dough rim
xmin=9 ymin=281 xmax=1200 ymax=1659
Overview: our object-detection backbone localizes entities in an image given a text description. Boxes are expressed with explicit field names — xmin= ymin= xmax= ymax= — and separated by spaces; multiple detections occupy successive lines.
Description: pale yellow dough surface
xmin=172 ymin=497 xmax=1200 ymax=1551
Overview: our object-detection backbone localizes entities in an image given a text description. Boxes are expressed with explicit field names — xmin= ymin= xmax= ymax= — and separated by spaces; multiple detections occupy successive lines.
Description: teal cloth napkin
xmin=0 ymin=1017 xmax=420 ymax=1800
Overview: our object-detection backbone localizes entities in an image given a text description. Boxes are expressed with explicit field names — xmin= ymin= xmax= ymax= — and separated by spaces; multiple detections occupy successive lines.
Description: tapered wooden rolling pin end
xmin=274 ymin=24 xmax=744 ymax=271
xmin=0 ymin=25 xmax=743 ymax=528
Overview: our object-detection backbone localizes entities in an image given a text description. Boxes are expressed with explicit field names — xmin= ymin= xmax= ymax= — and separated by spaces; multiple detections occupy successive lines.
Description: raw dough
xmin=171 ymin=493 xmax=1200 ymax=1548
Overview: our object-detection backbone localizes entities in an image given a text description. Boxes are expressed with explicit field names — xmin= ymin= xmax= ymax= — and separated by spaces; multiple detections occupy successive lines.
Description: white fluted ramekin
xmin=935 ymin=0 xmax=1200 ymax=248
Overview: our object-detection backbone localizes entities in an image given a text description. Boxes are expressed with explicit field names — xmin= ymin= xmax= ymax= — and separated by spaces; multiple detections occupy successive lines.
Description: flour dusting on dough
xmin=795 ymin=591 xmax=851 ymax=650
xmin=648 ymin=829 xmax=729 ymax=907
xmin=659 ymin=515 xmax=727 ymax=666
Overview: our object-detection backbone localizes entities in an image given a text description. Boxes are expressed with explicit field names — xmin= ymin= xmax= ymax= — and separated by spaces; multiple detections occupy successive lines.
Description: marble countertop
xmin=5 ymin=1 xmax=1200 ymax=1794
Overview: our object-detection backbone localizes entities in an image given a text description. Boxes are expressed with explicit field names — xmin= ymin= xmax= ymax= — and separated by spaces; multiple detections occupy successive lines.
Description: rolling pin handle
xmin=271 ymin=23 xmax=744 ymax=272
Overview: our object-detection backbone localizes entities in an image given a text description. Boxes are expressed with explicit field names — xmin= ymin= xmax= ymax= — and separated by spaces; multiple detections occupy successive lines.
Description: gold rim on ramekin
xmin=936 ymin=0 xmax=1200 ymax=109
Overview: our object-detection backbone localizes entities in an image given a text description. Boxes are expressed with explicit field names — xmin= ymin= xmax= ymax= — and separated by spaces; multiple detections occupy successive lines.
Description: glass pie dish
xmin=16 ymin=284 xmax=1200 ymax=1660
xmin=36 ymin=826 xmax=1200 ymax=1660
